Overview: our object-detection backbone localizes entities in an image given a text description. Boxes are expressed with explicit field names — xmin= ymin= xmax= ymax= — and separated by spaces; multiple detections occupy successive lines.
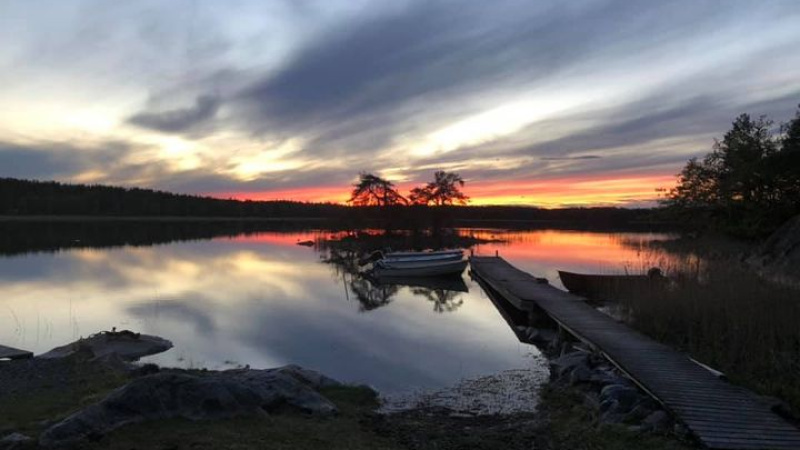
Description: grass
xmin=1 ymin=359 xmax=695 ymax=450
xmin=73 ymin=385 xmax=401 ymax=450
xmin=0 ymin=359 xmax=400 ymax=450
xmin=538 ymin=385 xmax=696 ymax=450
xmin=617 ymin=236 xmax=800 ymax=413
xmin=0 ymin=358 xmax=131 ymax=438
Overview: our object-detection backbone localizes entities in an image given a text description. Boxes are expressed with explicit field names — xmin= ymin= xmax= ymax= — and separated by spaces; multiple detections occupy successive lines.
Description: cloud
xmin=406 ymin=89 xmax=800 ymax=185
xmin=128 ymin=298 xmax=217 ymax=335
xmin=203 ymin=0 xmax=800 ymax=171
xmin=541 ymin=155 xmax=602 ymax=161
xmin=231 ymin=1 xmax=644 ymax=153
xmin=128 ymin=95 xmax=221 ymax=134
xmin=0 ymin=140 xmax=135 ymax=180
xmin=2 ymin=0 xmax=800 ymax=205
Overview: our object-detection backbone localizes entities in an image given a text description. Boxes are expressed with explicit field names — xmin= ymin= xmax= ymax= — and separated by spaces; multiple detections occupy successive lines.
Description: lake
xmin=0 ymin=225 xmax=675 ymax=394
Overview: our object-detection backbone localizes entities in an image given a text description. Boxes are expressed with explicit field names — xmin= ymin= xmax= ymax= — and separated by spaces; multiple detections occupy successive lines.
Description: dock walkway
xmin=0 ymin=344 xmax=33 ymax=360
xmin=470 ymin=256 xmax=800 ymax=450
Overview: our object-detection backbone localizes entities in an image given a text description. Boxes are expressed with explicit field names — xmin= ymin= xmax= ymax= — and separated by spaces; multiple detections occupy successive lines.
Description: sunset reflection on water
xmin=462 ymin=229 xmax=677 ymax=287
xmin=0 ymin=228 xmax=675 ymax=392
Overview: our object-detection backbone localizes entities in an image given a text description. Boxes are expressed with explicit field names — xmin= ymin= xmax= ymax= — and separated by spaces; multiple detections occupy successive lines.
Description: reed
xmin=617 ymin=251 xmax=800 ymax=413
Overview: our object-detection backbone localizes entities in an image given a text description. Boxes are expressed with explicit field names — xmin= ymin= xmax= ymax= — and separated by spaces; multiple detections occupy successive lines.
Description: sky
xmin=1 ymin=0 xmax=799 ymax=207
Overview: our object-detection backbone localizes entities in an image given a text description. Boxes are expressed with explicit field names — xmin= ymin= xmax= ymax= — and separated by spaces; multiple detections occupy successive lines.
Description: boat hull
xmin=558 ymin=270 xmax=666 ymax=299
xmin=384 ymin=249 xmax=463 ymax=259
xmin=373 ymin=260 xmax=468 ymax=277
xmin=380 ymin=253 xmax=463 ymax=264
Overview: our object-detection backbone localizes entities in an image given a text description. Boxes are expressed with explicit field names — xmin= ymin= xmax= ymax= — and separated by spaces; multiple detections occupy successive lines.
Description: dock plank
xmin=470 ymin=256 xmax=800 ymax=450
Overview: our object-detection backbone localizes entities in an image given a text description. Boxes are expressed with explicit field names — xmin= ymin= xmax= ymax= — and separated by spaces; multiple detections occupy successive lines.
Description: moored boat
xmin=384 ymin=249 xmax=463 ymax=259
xmin=372 ymin=259 xmax=468 ymax=277
xmin=558 ymin=268 xmax=666 ymax=299
xmin=359 ymin=249 xmax=464 ymax=266
xmin=380 ymin=252 xmax=463 ymax=264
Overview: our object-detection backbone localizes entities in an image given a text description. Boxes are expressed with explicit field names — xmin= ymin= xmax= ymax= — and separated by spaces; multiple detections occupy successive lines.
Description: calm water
xmin=0 ymin=227 xmax=674 ymax=393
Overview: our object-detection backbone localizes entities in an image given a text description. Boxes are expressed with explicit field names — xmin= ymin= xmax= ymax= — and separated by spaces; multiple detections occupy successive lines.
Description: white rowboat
xmin=384 ymin=249 xmax=463 ymax=259
xmin=380 ymin=252 xmax=463 ymax=264
xmin=372 ymin=259 xmax=468 ymax=277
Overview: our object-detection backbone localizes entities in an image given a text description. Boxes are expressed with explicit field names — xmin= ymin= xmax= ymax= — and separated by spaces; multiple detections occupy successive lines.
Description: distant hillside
xmin=0 ymin=178 xmax=658 ymax=228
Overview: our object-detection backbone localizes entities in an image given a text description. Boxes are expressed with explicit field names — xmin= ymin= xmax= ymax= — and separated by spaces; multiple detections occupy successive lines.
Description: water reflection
xmin=349 ymin=278 xmax=398 ymax=311
xmin=0 ymin=226 xmax=676 ymax=393
xmin=320 ymin=246 xmax=469 ymax=314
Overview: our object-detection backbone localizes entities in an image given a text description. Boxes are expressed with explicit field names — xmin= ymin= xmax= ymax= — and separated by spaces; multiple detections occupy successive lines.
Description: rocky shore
xmin=1 ymin=329 xmax=692 ymax=450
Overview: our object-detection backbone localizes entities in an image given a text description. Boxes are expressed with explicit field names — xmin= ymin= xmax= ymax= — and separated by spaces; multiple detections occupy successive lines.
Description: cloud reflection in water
xmin=0 ymin=229 xmax=675 ymax=392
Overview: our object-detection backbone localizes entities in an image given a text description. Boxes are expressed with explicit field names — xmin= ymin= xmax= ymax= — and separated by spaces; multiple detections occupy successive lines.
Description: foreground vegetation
xmin=618 ymin=237 xmax=800 ymax=414
xmin=535 ymin=385 xmax=694 ymax=450
xmin=0 ymin=353 xmax=693 ymax=450
xmin=75 ymin=385 xmax=400 ymax=450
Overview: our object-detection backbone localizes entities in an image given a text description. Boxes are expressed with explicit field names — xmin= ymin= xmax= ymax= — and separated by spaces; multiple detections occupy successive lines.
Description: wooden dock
xmin=0 ymin=344 xmax=33 ymax=360
xmin=470 ymin=256 xmax=800 ymax=450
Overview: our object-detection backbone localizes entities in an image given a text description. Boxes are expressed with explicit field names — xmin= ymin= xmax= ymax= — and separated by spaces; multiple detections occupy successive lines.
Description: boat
xmin=359 ymin=249 xmax=463 ymax=266
xmin=558 ymin=268 xmax=667 ymax=299
xmin=380 ymin=252 xmax=464 ymax=264
xmin=384 ymin=249 xmax=463 ymax=259
xmin=372 ymin=259 xmax=468 ymax=277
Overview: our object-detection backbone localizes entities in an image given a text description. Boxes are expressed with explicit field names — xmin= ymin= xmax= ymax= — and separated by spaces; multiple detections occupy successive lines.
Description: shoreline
xmin=1 ymin=330 xmax=694 ymax=449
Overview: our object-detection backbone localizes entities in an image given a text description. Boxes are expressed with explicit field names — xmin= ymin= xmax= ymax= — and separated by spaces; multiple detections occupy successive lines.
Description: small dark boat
xmin=558 ymin=268 xmax=667 ymax=299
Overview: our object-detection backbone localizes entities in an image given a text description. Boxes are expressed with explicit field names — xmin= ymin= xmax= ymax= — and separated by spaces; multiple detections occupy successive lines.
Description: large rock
xmin=39 ymin=366 xmax=339 ymax=448
xmin=550 ymin=351 xmax=590 ymax=378
xmin=37 ymin=330 xmax=172 ymax=362
xmin=748 ymin=214 xmax=800 ymax=286
xmin=599 ymin=384 xmax=641 ymax=412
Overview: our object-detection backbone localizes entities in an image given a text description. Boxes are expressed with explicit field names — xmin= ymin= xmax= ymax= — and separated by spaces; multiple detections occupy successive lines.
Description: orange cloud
xmin=209 ymin=173 xmax=676 ymax=208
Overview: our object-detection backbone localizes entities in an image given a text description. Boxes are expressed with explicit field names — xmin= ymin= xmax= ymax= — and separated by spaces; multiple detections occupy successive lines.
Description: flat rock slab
xmin=37 ymin=330 xmax=172 ymax=361
xmin=40 ymin=365 xmax=340 ymax=448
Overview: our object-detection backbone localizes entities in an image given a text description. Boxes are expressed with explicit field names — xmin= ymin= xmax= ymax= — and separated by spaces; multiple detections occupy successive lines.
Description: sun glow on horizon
xmin=210 ymin=173 xmax=675 ymax=208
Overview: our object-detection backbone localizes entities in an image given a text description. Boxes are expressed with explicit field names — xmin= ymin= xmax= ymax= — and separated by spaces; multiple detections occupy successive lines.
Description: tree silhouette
xmin=348 ymin=173 xmax=406 ymax=206
xmin=663 ymin=106 xmax=800 ymax=235
xmin=409 ymin=171 xmax=469 ymax=206
xmin=776 ymin=106 xmax=800 ymax=206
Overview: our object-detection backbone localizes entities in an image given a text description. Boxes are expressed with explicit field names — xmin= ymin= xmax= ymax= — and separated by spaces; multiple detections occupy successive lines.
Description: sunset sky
xmin=1 ymin=1 xmax=799 ymax=207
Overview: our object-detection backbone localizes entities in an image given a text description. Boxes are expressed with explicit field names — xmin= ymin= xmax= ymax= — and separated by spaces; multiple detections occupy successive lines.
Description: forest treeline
xmin=0 ymin=178 xmax=343 ymax=218
xmin=0 ymin=177 xmax=652 ymax=227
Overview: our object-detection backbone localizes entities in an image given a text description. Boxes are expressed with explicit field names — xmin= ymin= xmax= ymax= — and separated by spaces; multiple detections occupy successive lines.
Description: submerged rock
xmin=37 ymin=330 xmax=172 ymax=362
xmin=39 ymin=365 xmax=339 ymax=448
